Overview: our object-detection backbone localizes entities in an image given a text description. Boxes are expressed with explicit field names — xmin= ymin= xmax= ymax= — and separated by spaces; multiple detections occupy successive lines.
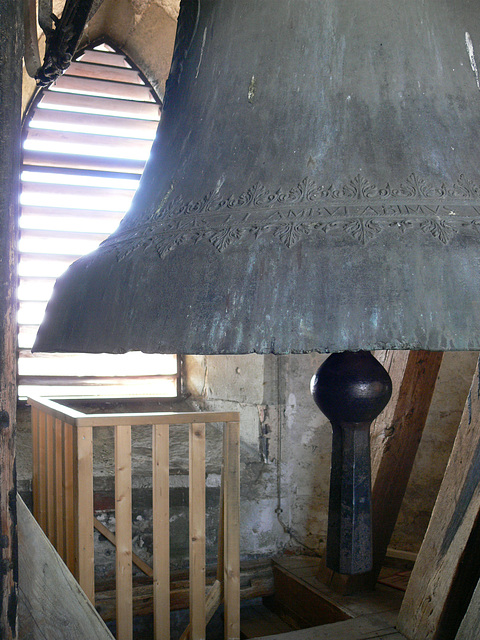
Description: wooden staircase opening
xmin=29 ymin=395 xmax=241 ymax=640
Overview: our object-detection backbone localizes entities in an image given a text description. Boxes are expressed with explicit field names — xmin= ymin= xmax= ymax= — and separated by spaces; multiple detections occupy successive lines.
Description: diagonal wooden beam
xmin=398 ymin=359 xmax=480 ymax=640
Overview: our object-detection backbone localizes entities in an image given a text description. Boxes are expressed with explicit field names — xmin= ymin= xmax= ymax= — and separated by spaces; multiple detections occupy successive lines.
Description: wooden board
xmin=272 ymin=557 xmax=403 ymax=621
xmin=94 ymin=561 xmax=275 ymax=622
xmin=224 ymin=422 xmax=241 ymax=640
xmin=153 ymin=424 xmax=170 ymax=640
xmin=250 ymin=612 xmax=405 ymax=640
xmin=189 ymin=423 xmax=206 ymax=640
xmin=398 ymin=361 xmax=480 ymax=639
xmin=17 ymin=496 xmax=114 ymax=640
xmin=75 ymin=426 xmax=94 ymax=603
xmin=115 ymin=425 xmax=133 ymax=640
xmin=0 ymin=4 xmax=21 ymax=637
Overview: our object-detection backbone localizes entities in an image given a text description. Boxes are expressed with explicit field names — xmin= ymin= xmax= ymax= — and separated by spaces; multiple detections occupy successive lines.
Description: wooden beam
xmin=322 ymin=350 xmax=443 ymax=593
xmin=224 ymin=421 xmax=241 ymax=640
xmin=398 ymin=359 xmax=480 ymax=640
xmin=153 ymin=424 xmax=170 ymax=640
xmin=75 ymin=426 xmax=95 ymax=603
xmin=115 ymin=425 xmax=133 ymax=640
xmin=0 ymin=2 xmax=22 ymax=637
xmin=94 ymin=518 xmax=153 ymax=578
xmin=17 ymin=496 xmax=114 ymax=640
xmin=189 ymin=423 xmax=206 ymax=640
xmin=94 ymin=561 xmax=275 ymax=623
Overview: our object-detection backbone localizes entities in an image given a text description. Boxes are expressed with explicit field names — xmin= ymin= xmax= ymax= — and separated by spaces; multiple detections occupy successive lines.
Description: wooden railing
xmin=29 ymin=396 xmax=240 ymax=640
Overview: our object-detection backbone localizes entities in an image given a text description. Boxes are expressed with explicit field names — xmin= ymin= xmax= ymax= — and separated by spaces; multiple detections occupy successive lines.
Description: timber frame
xmin=0 ymin=2 xmax=22 ymax=639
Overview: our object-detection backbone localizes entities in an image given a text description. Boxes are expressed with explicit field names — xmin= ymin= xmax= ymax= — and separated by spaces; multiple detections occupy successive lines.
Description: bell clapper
xmin=311 ymin=351 xmax=392 ymax=575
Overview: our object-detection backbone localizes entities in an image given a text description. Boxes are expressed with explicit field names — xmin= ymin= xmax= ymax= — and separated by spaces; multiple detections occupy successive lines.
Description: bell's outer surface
xmin=35 ymin=0 xmax=480 ymax=354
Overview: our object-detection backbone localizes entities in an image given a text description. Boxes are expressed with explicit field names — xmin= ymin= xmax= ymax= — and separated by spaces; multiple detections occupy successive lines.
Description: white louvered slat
xmin=18 ymin=43 xmax=177 ymax=399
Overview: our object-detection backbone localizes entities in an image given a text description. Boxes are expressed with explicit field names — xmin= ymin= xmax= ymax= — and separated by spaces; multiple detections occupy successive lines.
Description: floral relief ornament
xmin=106 ymin=173 xmax=480 ymax=260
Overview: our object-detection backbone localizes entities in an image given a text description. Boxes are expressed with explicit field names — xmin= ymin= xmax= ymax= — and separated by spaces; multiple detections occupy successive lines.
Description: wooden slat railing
xmin=29 ymin=396 xmax=241 ymax=640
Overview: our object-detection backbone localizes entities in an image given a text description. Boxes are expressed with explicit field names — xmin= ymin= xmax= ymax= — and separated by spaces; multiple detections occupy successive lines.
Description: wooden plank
xmin=153 ymin=424 xmax=170 ymax=640
xmin=0 ymin=4 xmax=21 ymax=637
xmin=272 ymin=557 xmax=402 ymax=621
xmin=115 ymin=424 xmax=133 ymax=640
xmin=75 ymin=425 xmax=95 ymax=603
xmin=94 ymin=518 xmax=153 ymax=578
xmin=46 ymin=412 xmax=56 ymax=544
xmin=51 ymin=75 xmax=156 ymax=102
xmin=224 ymin=422 xmax=241 ymax=640
xmin=456 ymin=575 xmax=480 ymax=639
xmin=74 ymin=410 xmax=241 ymax=428
xmin=248 ymin=612 xmax=405 ymax=640
xmin=54 ymin=419 xmax=65 ymax=559
xmin=181 ymin=424 xmax=227 ymax=640
xmin=17 ymin=495 xmax=115 ymax=640
xmin=37 ymin=410 xmax=48 ymax=531
xmin=398 ymin=361 xmax=480 ymax=640
xmin=28 ymin=396 xmax=239 ymax=427
xmin=31 ymin=406 xmax=40 ymax=522
xmin=189 ymin=423 xmax=206 ymax=640
xmin=64 ymin=422 xmax=76 ymax=574
xmin=38 ymin=91 xmax=160 ymax=119
xmin=94 ymin=561 xmax=275 ymax=622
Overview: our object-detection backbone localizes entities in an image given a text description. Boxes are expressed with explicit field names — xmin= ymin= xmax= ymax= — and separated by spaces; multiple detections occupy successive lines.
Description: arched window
xmin=19 ymin=42 xmax=179 ymax=399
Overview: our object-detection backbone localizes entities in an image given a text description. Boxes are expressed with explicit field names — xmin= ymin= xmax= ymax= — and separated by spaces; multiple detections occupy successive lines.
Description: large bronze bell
xmin=34 ymin=0 xmax=480 ymax=573
xmin=35 ymin=0 xmax=480 ymax=355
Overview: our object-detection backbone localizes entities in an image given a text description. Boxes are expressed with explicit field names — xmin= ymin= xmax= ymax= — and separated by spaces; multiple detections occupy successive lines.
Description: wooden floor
xmin=248 ymin=556 xmax=407 ymax=640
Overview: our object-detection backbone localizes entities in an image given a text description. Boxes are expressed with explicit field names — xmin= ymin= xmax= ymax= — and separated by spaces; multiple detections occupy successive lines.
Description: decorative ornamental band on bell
xmin=35 ymin=0 xmax=480 ymax=356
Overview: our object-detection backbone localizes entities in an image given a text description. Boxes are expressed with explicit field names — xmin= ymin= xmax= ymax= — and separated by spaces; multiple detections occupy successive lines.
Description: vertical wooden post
xmin=46 ymin=413 xmax=56 ymax=544
xmin=398 ymin=361 xmax=480 ymax=640
xmin=189 ymin=423 xmax=206 ymax=640
xmin=0 ymin=2 xmax=21 ymax=637
xmin=31 ymin=407 xmax=40 ymax=522
xmin=75 ymin=425 xmax=95 ymax=603
xmin=55 ymin=419 xmax=65 ymax=559
xmin=115 ymin=425 xmax=133 ymax=640
xmin=64 ymin=422 xmax=76 ymax=574
xmin=153 ymin=424 xmax=170 ymax=640
xmin=37 ymin=411 xmax=48 ymax=532
xmin=223 ymin=422 xmax=241 ymax=640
